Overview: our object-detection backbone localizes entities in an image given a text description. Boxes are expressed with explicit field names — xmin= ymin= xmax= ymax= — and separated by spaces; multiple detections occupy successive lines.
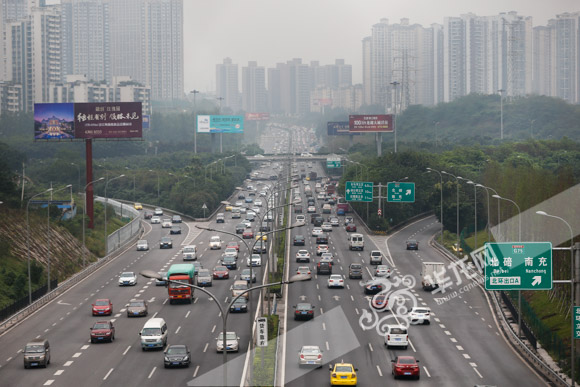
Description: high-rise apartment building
xmin=216 ymin=57 xmax=240 ymax=112
xmin=551 ymin=12 xmax=580 ymax=103
xmin=241 ymin=61 xmax=267 ymax=113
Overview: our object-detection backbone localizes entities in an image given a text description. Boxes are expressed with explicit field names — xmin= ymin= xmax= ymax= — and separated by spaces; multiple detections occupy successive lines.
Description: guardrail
xmin=95 ymin=197 xmax=141 ymax=255
xmin=430 ymin=238 xmax=569 ymax=386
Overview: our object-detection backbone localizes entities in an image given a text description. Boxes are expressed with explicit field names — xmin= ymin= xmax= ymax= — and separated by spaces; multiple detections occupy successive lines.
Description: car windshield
xmin=129 ymin=301 xmax=144 ymax=307
xmin=95 ymin=300 xmax=109 ymax=306
xmin=93 ymin=323 xmax=110 ymax=330
xmin=296 ymin=303 xmax=312 ymax=310
xmin=301 ymin=347 xmax=319 ymax=354
xmin=121 ymin=273 xmax=133 ymax=278
xmin=391 ymin=327 xmax=407 ymax=334
xmin=215 ymin=266 xmax=227 ymax=271
xmin=233 ymin=283 xmax=247 ymax=290
xmin=167 ymin=346 xmax=187 ymax=355
xmin=218 ymin=332 xmax=237 ymax=340
xmin=413 ymin=309 xmax=429 ymax=313
xmin=184 ymin=247 xmax=195 ymax=252
xmin=211 ymin=237 xmax=220 ymax=242
xmin=142 ymin=328 xmax=161 ymax=336
xmin=161 ymin=237 xmax=171 ymax=242
xmin=351 ymin=265 xmax=361 ymax=269
xmin=335 ymin=365 xmax=353 ymax=372
xmin=198 ymin=269 xmax=210 ymax=276
xmin=25 ymin=345 xmax=44 ymax=353
xmin=398 ymin=358 xmax=416 ymax=365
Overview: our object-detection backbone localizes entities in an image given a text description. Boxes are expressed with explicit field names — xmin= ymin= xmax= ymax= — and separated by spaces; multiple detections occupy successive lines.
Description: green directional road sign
xmin=574 ymin=307 xmax=580 ymax=340
xmin=484 ymin=242 xmax=553 ymax=290
xmin=345 ymin=181 xmax=373 ymax=202
xmin=387 ymin=182 xmax=415 ymax=202
xmin=326 ymin=157 xmax=341 ymax=168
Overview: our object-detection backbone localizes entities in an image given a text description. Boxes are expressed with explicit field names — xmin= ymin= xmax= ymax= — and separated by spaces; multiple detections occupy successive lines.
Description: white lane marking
xmin=81 ymin=345 xmax=89 ymax=350
xmin=444 ymin=331 xmax=451 ymax=336
xmin=368 ymin=343 xmax=374 ymax=352
xmin=103 ymin=368 xmax=114 ymax=380
xmin=203 ymin=343 xmax=209 ymax=353
xmin=456 ymin=345 xmax=464 ymax=351
xmin=53 ymin=370 xmax=64 ymax=376
xmin=318 ymin=295 xmax=321 ymax=301
xmin=43 ymin=381 xmax=54 ymax=386
xmin=325 ymin=341 xmax=330 ymax=351
xmin=434 ymin=317 xmax=440 ymax=322
xmin=316 ymin=283 xmax=319 ymax=290
xmin=439 ymin=324 xmax=446 ymax=328
xmin=463 ymin=353 xmax=471 ymax=359
xmin=6 ymin=356 xmax=12 ymax=361
xmin=450 ymin=338 xmax=457 ymax=343
xmin=211 ymin=325 xmax=216 ymax=333
xmin=322 ymin=323 xmax=326 ymax=331
xmin=148 ymin=367 xmax=156 ymax=379
xmin=64 ymin=361 xmax=73 ymax=366
xmin=193 ymin=365 xmax=200 ymax=378
xmin=470 ymin=362 xmax=478 ymax=367
xmin=110 ymin=319 xmax=116 ymax=323
xmin=152 ymin=312 xmax=158 ymax=318
xmin=72 ymin=352 xmax=82 ymax=358
xmin=185 ymin=311 xmax=191 ymax=318
xmin=409 ymin=339 xmax=417 ymax=353
xmin=17 ymin=349 xmax=22 ymax=353
xmin=176 ymin=326 xmax=181 ymax=334
xmin=423 ymin=366 xmax=431 ymax=377
xmin=473 ymin=367 xmax=483 ymax=378
xmin=163 ymin=299 xmax=168 ymax=305
xmin=350 ymin=295 xmax=354 ymax=301
xmin=355 ymin=308 xmax=359 ymax=315
xmin=123 ymin=346 xmax=131 ymax=355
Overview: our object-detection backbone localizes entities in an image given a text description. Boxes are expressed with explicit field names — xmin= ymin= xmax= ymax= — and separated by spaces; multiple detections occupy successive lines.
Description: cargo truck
xmin=421 ymin=262 xmax=446 ymax=291
xmin=167 ymin=264 xmax=195 ymax=304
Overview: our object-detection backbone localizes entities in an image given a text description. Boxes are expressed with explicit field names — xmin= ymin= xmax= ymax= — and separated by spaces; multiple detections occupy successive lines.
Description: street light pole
xmin=442 ymin=171 xmax=461 ymax=254
xmin=536 ymin=211 xmax=575 ymax=387
xmin=27 ymin=188 xmax=53 ymax=303
xmin=476 ymin=184 xmax=492 ymax=243
xmin=427 ymin=168 xmax=444 ymax=244
xmin=47 ymin=184 xmax=72 ymax=292
xmin=191 ymin=89 xmax=200 ymax=154
xmin=104 ymin=175 xmax=125 ymax=256
xmin=467 ymin=181 xmax=478 ymax=250
xmin=139 ymin=270 xmax=308 ymax=387
xmin=83 ymin=178 xmax=105 ymax=268
xmin=498 ymin=89 xmax=505 ymax=140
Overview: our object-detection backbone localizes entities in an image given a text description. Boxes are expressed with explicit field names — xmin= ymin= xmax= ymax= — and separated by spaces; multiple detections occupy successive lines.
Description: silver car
xmin=240 ymin=269 xmax=257 ymax=283
xmin=196 ymin=269 xmax=213 ymax=287
xmin=216 ymin=331 xmax=239 ymax=352
xmin=375 ymin=265 xmax=391 ymax=278
xmin=298 ymin=345 xmax=322 ymax=368
xmin=136 ymin=240 xmax=149 ymax=251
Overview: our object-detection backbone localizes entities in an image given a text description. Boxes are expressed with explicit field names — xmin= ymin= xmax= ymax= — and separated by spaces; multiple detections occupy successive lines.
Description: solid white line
xmin=409 ymin=339 xmax=417 ymax=353
xmin=473 ymin=367 xmax=483 ymax=378
xmin=54 ymin=370 xmax=64 ymax=376
xmin=148 ymin=367 xmax=156 ymax=379
xmin=103 ymin=368 xmax=114 ymax=380
xmin=123 ymin=346 xmax=131 ymax=355
xmin=376 ymin=365 xmax=383 ymax=377
xmin=193 ymin=365 xmax=200 ymax=378
xmin=423 ymin=366 xmax=431 ymax=377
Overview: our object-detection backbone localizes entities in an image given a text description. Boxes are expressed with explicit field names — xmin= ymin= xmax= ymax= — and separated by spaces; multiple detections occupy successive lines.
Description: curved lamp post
xmin=82 ymin=177 xmax=105 ymax=268
xmin=427 ymin=168 xmax=444 ymax=243
xmin=442 ymin=171 xmax=462 ymax=254
xmin=139 ymin=270 xmax=309 ymax=387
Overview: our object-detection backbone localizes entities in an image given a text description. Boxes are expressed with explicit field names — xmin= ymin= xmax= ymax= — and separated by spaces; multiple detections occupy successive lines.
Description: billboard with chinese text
xmin=327 ymin=121 xmax=360 ymax=136
xmin=197 ymin=115 xmax=244 ymax=133
xmin=349 ymin=114 xmax=393 ymax=132
xmin=245 ymin=113 xmax=270 ymax=121
xmin=34 ymin=102 xmax=143 ymax=140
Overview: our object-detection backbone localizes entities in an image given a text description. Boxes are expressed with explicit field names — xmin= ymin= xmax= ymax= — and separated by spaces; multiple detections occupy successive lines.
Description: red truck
xmin=167 ymin=264 xmax=195 ymax=304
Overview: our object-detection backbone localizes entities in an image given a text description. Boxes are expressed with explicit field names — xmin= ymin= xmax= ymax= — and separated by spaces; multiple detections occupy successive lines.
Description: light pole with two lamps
xmin=426 ymin=168 xmax=444 ymax=243
xmin=442 ymin=171 xmax=462 ymax=254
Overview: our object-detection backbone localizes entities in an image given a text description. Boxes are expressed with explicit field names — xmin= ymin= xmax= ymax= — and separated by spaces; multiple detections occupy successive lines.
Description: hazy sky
xmin=184 ymin=0 xmax=578 ymax=92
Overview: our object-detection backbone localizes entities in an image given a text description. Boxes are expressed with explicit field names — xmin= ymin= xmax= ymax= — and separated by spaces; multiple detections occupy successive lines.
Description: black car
xmin=238 ymin=194 xmax=245 ymax=199
xmin=313 ymin=217 xmax=324 ymax=227
xmin=310 ymin=213 xmax=320 ymax=223
xmin=294 ymin=303 xmax=315 ymax=320
xmin=253 ymin=241 xmax=267 ymax=254
xmin=293 ymin=235 xmax=305 ymax=246
xmin=316 ymin=261 xmax=332 ymax=275
xmin=221 ymin=255 xmax=237 ymax=270
xmin=364 ymin=280 xmax=385 ymax=295
xmin=294 ymin=205 xmax=303 ymax=213
xmin=406 ymin=239 xmax=419 ymax=250
xmin=260 ymin=222 xmax=271 ymax=232
xmin=316 ymin=234 xmax=329 ymax=244
xmin=164 ymin=344 xmax=191 ymax=368
xmin=230 ymin=297 xmax=248 ymax=313
xmin=144 ymin=211 xmax=153 ymax=219
xmin=235 ymin=223 xmax=246 ymax=234
xmin=159 ymin=237 xmax=173 ymax=249
xmin=170 ymin=226 xmax=181 ymax=234
xmin=172 ymin=215 xmax=182 ymax=223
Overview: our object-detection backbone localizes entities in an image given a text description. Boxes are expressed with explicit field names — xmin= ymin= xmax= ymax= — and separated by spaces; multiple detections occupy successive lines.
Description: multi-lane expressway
xmin=0 ymin=158 xmax=547 ymax=386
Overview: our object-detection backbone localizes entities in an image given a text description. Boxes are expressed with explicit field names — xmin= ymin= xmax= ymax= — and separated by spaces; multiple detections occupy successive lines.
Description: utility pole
xmin=217 ymin=97 xmax=225 ymax=153
xmin=390 ymin=81 xmax=400 ymax=153
xmin=191 ymin=90 xmax=200 ymax=154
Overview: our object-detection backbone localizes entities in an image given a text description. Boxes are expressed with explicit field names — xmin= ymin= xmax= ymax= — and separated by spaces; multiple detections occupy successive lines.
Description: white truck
xmin=421 ymin=262 xmax=446 ymax=291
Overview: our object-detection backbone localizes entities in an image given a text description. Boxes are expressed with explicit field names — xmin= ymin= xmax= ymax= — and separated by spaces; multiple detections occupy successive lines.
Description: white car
xmin=154 ymin=208 xmax=163 ymax=216
xmin=162 ymin=219 xmax=172 ymax=228
xmin=296 ymin=215 xmax=306 ymax=224
xmin=311 ymin=227 xmax=323 ymax=237
xmin=327 ymin=274 xmax=344 ymax=288
xmin=235 ymin=201 xmax=243 ymax=207
xmin=209 ymin=236 xmax=222 ymax=250
xmin=384 ymin=325 xmax=408 ymax=349
xmin=254 ymin=199 xmax=263 ymax=207
xmin=409 ymin=307 xmax=431 ymax=325
xmin=119 ymin=272 xmax=137 ymax=286
xmin=247 ymin=210 xmax=256 ymax=217
xmin=151 ymin=216 xmax=161 ymax=224
xmin=251 ymin=207 xmax=260 ymax=214
xmin=136 ymin=240 xmax=149 ymax=251
xmin=375 ymin=265 xmax=391 ymax=278
xmin=330 ymin=217 xmax=340 ymax=227
xmin=259 ymin=191 xmax=267 ymax=197
xmin=216 ymin=331 xmax=240 ymax=352
xmin=320 ymin=252 xmax=334 ymax=262
xmin=296 ymin=250 xmax=311 ymax=262
xmin=298 ymin=345 xmax=322 ymax=367
xmin=307 ymin=206 xmax=316 ymax=213
xmin=296 ymin=266 xmax=312 ymax=280
xmin=321 ymin=223 xmax=333 ymax=232
xmin=224 ymin=248 xmax=238 ymax=259
xmin=247 ymin=254 xmax=261 ymax=267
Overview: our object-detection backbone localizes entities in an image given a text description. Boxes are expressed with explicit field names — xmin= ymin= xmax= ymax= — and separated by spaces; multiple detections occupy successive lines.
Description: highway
xmin=281 ymin=161 xmax=546 ymax=386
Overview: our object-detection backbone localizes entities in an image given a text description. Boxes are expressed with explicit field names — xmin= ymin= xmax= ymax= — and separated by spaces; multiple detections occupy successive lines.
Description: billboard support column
xmin=211 ymin=133 xmax=217 ymax=153
xmin=85 ymin=139 xmax=95 ymax=229
xmin=349 ymin=134 xmax=353 ymax=150
xmin=376 ymin=133 xmax=382 ymax=157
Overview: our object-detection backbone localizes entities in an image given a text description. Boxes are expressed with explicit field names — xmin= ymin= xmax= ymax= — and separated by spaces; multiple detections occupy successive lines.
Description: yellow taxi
xmin=255 ymin=232 xmax=268 ymax=242
xmin=225 ymin=204 xmax=233 ymax=212
xmin=329 ymin=363 xmax=358 ymax=385
xmin=134 ymin=203 xmax=143 ymax=210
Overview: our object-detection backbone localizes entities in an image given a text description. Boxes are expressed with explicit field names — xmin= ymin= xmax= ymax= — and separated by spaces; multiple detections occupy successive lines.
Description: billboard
xmin=34 ymin=102 xmax=143 ymax=140
xmin=197 ymin=115 xmax=244 ymax=133
xmin=327 ymin=121 xmax=359 ymax=136
xmin=349 ymin=114 xmax=393 ymax=132
xmin=245 ymin=113 xmax=270 ymax=121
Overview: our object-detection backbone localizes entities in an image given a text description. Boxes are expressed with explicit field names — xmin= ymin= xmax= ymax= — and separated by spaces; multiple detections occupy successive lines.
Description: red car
xmin=345 ymin=223 xmax=357 ymax=232
xmin=227 ymin=241 xmax=240 ymax=251
xmin=213 ymin=265 xmax=230 ymax=280
xmin=90 ymin=320 xmax=115 ymax=343
xmin=92 ymin=299 xmax=113 ymax=316
xmin=371 ymin=294 xmax=389 ymax=312
xmin=392 ymin=356 xmax=420 ymax=379
xmin=242 ymin=230 xmax=254 ymax=239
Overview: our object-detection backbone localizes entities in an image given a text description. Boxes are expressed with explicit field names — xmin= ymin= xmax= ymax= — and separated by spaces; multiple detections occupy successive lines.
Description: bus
xmin=337 ymin=197 xmax=350 ymax=214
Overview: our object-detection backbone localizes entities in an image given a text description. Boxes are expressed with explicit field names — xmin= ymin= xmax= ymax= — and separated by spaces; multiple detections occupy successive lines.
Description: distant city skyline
xmin=183 ymin=0 xmax=578 ymax=92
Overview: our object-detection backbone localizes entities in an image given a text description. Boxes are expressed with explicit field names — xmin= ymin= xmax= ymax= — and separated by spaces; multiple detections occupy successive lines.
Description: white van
xmin=384 ymin=324 xmax=408 ymax=349
xmin=348 ymin=233 xmax=364 ymax=251
xmin=182 ymin=245 xmax=197 ymax=261
xmin=140 ymin=318 xmax=168 ymax=350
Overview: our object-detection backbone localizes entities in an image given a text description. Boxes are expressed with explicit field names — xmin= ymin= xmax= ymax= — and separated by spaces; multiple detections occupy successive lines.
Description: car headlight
xmin=183 ymin=356 xmax=189 ymax=361
xmin=164 ymin=356 xmax=169 ymax=362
